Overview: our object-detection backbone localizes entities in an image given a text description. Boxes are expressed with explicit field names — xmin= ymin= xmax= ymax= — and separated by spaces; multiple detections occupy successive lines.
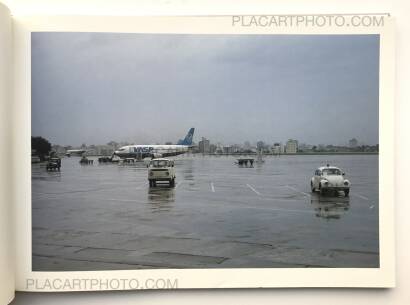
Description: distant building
xmin=298 ymin=143 xmax=311 ymax=152
xmin=215 ymin=143 xmax=224 ymax=154
xmin=198 ymin=137 xmax=210 ymax=154
xmin=285 ymin=139 xmax=298 ymax=154
xmin=229 ymin=144 xmax=239 ymax=153
xmin=272 ymin=143 xmax=282 ymax=154
xmin=349 ymin=138 xmax=358 ymax=148
xmin=223 ymin=146 xmax=235 ymax=154
xmin=209 ymin=144 xmax=217 ymax=154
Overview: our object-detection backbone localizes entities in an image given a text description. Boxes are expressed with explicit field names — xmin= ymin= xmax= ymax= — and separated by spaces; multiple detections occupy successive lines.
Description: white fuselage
xmin=66 ymin=149 xmax=86 ymax=156
xmin=114 ymin=144 xmax=190 ymax=159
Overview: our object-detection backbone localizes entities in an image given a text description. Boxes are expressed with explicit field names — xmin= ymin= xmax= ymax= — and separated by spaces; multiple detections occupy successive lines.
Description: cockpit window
xmin=322 ymin=168 xmax=342 ymax=175
xmin=150 ymin=160 xmax=169 ymax=167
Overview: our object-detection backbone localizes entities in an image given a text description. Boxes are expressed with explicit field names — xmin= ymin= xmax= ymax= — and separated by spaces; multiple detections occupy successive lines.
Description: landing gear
xmin=344 ymin=189 xmax=350 ymax=197
xmin=149 ymin=180 xmax=157 ymax=187
xmin=170 ymin=178 xmax=175 ymax=187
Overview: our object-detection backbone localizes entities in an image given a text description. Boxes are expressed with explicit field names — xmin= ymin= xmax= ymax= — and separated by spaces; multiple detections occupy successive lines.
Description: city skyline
xmin=32 ymin=33 xmax=379 ymax=146
xmin=50 ymin=136 xmax=376 ymax=152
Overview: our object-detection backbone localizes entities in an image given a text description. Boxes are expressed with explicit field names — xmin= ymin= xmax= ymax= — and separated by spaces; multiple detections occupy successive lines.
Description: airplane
xmin=113 ymin=128 xmax=195 ymax=159
xmin=65 ymin=149 xmax=87 ymax=157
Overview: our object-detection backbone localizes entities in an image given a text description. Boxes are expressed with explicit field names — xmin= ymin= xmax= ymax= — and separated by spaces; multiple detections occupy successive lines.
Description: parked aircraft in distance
xmin=113 ymin=128 xmax=195 ymax=159
xmin=65 ymin=149 xmax=87 ymax=157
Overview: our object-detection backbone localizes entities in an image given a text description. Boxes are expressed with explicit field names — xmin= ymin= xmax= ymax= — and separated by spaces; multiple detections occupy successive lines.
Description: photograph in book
xmin=31 ymin=32 xmax=380 ymax=271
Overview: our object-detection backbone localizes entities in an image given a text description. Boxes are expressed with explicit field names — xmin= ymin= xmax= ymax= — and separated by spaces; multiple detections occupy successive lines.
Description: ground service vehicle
xmin=46 ymin=157 xmax=61 ymax=171
xmin=148 ymin=158 xmax=176 ymax=187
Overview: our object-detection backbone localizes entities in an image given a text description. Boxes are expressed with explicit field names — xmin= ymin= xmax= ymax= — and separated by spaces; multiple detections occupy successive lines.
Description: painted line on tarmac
xmin=369 ymin=204 xmax=375 ymax=209
xmin=210 ymin=182 xmax=215 ymax=193
xmin=246 ymin=184 xmax=261 ymax=196
xmin=285 ymin=185 xmax=311 ymax=197
xmin=105 ymin=198 xmax=139 ymax=202
xmin=353 ymin=193 xmax=370 ymax=201
xmin=175 ymin=181 xmax=184 ymax=189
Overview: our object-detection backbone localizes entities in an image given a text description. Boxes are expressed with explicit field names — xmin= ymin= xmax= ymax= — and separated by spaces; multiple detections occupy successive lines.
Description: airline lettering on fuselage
xmin=133 ymin=147 xmax=154 ymax=153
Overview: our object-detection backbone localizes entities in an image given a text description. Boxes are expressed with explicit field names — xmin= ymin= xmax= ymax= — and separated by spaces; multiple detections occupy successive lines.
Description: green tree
xmin=32 ymin=136 xmax=51 ymax=160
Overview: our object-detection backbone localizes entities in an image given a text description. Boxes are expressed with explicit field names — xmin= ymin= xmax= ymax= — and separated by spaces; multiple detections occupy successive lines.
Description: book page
xmin=0 ymin=3 xmax=15 ymax=305
xmin=13 ymin=15 xmax=394 ymax=291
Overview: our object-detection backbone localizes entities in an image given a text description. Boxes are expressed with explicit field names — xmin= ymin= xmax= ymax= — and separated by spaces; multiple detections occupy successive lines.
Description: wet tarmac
xmin=32 ymin=154 xmax=379 ymax=270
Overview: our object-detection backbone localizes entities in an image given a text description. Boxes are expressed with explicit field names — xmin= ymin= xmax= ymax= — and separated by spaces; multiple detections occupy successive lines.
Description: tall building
xmin=285 ymin=139 xmax=298 ymax=154
xmin=349 ymin=138 xmax=358 ymax=148
xmin=198 ymin=137 xmax=210 ymax=153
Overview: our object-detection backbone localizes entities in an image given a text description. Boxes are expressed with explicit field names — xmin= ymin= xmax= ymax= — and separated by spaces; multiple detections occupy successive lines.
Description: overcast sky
xmin=32 ymin=33 xmax=379 ymax=147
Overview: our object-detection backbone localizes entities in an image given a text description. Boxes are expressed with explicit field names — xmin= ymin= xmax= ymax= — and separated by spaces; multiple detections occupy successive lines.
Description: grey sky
xmin=32 ymin=33 xmax=379 ymax=147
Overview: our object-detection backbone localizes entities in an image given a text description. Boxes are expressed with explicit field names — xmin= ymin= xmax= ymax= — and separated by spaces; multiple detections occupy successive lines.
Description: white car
xmin=148 ymin=158 xmax=176 ymax=187
xmin=310 ymin=165 xmax=350 ymax=196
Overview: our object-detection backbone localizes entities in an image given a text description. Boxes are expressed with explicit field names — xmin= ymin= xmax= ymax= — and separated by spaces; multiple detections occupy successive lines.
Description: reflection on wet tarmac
xmin=310 ymin=194 xmax=350 ymax=220
xmin=147 ymin=186 xmax=175 ymax=212
xmin=179 ymin=159 xmax=195 ymax=181
xmin=32 ymin=163 xmax=62 ymax=182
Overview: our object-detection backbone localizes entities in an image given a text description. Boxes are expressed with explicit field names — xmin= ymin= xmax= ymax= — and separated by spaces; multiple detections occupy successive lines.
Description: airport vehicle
xmin=65 ymin=149 xmax=87 ymax=157
xmin=79 ymin=156 xmax=93 ymax=165
xmin=46 ymin=157 xmax=61 ymax=171
xmin=235 ymin=158 xmax=254 ymax=167
xmin=311 ymin=164 xmax=350 ymax=196
xmin=98 ymin=156 xmax=112 ymax=163
xmin=114 ymin=128 xmax=194 ymax=160
xmin=148 ymin=158 xmax=176 ymax=187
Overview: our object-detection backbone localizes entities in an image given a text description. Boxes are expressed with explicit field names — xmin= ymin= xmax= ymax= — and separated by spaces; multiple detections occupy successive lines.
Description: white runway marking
xmin=353 ymin=193 xmax=369 ymax=201
xmin=285 ymin=185 xmax=311 ymax=197
xmin=246 ymin=184 xmax=261 ymax=196
xmin=210 ymin=182 xmax=215 ymax=193
xmin=106 ymin=198 xmax=138 ymax=202
xmin=175 ymin=181 xmax=183 ymax=189
xmin=369 ymin=204 xmax=375 ymax=209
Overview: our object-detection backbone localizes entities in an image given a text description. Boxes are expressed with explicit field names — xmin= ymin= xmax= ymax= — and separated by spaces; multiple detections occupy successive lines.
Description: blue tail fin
xmin=177 ymin=128 xmax=195 ymax=146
